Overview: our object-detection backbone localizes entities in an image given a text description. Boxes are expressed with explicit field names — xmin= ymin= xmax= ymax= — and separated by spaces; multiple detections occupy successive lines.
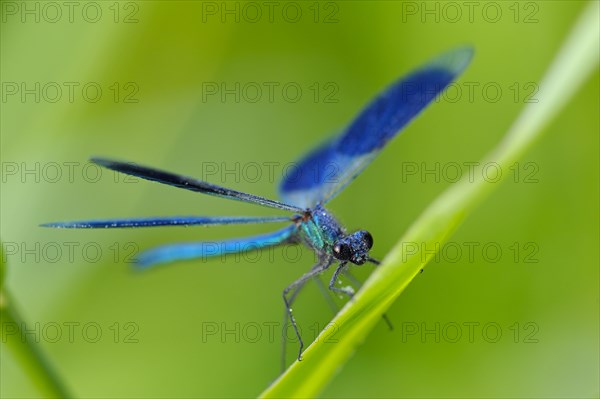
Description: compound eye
xmin=333 ymin=242 xmax=351 ymax=261
xmin=362 ymin=231 xmax=373 ymax=249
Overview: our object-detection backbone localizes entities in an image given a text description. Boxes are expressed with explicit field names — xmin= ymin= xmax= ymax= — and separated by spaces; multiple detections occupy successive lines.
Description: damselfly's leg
xmin=328 ymin=261 xmax=353 ymax=297
xmin=281 ymin=281 xmax=306 ymax=372
xmin=282 ymin=256 xmax=334 ymax=366
xmin=280 ymin=269 xmax=344 ymax=371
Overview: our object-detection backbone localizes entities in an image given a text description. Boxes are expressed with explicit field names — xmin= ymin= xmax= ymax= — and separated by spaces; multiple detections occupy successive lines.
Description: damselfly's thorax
xmin=295 ymin=204 xmax=373 ymax=265
xmin=294 ymin=204 xmax=344 ymax=251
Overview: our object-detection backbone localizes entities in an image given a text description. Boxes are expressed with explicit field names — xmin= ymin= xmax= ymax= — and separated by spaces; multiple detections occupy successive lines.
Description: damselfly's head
xmin=332 ymin=230 xmax=373 ymax=265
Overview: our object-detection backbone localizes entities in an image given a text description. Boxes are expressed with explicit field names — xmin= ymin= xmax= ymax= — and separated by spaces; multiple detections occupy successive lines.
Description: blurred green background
xmin=1 ymin=1 xmax=598 ymax=397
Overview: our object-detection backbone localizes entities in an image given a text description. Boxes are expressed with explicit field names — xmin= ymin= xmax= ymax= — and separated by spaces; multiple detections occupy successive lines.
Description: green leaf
xmin=1 ymin=244 xmax=72 ymax=398
xmin=1 ymin=291 xmax=72 ymax=398
xmin=260 ymin=2 xmax=600 ymax=398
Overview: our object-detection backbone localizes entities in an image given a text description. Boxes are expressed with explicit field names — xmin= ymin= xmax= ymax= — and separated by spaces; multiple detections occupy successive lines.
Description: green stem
xmin=260 ymin=1 xmax=599 ymax=398
xmin=1 ymin=290 xmax=72 ymax=398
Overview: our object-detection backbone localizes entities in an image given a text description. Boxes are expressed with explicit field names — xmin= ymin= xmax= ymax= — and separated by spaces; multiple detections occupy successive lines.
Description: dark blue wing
xmin=136 ymin=225 xmax=297 ymax=268
xmin=92 ymin=158 xmax=303 ymax=213
xmin=41 ymin=216 xmax=291 ymax=229
xmin=279 ymin=47 xmax=474 ymax=208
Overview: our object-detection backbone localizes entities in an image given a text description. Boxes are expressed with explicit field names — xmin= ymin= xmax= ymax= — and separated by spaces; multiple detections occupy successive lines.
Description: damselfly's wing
xmin=41 ymin=216 xmax=291 ymax=229
xmin=279 ymin=47 xmax=473 ymax=208
xmin=92 ymin=158 xmax=303 ymax=213
xmin=136 ymin=225 xmax=297 ymax=268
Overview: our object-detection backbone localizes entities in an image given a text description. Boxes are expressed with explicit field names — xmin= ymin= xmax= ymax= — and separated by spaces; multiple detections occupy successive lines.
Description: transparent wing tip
xmin=429 ymin=45 xmax=474 ymax=75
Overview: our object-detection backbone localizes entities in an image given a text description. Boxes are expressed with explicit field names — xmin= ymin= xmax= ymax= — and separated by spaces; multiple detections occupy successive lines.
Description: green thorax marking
xmin=296 ymin=205 xmax=345 ymax=252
